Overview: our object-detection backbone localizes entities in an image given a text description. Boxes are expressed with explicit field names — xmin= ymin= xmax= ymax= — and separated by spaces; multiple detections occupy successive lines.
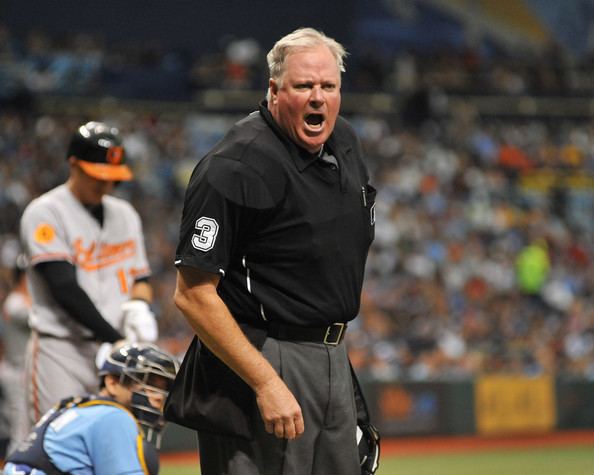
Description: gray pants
xmin=23 ymin=333 xmax=99 ymax=429
xmin=2 ymin=363 xmax=30 ymax=454
xmin=198 ymin=338 xmax=359 ymax=475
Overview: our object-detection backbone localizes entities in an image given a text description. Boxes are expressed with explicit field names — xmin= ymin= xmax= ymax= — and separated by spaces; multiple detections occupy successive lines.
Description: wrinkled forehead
xmin=279 ymin=46 xmax=341 ymax=82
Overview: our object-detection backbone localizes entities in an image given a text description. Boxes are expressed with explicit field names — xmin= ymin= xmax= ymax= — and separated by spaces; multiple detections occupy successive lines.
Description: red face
xmin=268 ymin=45 xmax=341 ymax=154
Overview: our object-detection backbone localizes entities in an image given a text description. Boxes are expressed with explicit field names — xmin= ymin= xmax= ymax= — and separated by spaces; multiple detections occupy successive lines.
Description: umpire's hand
xmin=255 ymin=376 xmax=304 ymax=440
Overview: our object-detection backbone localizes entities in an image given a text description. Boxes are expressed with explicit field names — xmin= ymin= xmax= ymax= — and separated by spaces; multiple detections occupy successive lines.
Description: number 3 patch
xmin=191 ymin=217 xmax=219 ymax=251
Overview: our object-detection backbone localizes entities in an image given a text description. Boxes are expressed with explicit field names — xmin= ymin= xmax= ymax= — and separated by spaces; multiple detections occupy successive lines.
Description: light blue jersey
xmin=4 ymin=397 xmax=153 ymax=475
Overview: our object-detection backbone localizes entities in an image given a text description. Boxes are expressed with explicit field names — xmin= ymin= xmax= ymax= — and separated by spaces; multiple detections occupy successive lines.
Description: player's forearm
xmin=51 ymin=286 xmax=122 ymax=342
xmin=35 ymin=261 xmax=123 ymax=342
xmin=175 ymin=271 xmax=305 ymax=440
xmin=174 ymin=268 xmax=279 ymax=391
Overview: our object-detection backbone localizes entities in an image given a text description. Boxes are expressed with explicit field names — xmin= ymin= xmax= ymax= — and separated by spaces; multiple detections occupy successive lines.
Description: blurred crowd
xmin=348 ymin=112 xmax=594 ymax=382
xmin=2 ymin=24 xmax=594 ymax=387
xmin=3 ymin=22 xmax=594 ymax=105
xmin=2 ymin=107 xmax=594 ymax=384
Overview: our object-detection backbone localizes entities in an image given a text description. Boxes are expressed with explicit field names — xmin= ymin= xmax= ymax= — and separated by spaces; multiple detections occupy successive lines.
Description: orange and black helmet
xmin=67 ymin=121 xmax=133 ymax=181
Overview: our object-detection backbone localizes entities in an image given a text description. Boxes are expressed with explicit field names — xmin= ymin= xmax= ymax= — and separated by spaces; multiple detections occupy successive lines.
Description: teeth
xmin=304 ymin=122 xmax=322 ymax=130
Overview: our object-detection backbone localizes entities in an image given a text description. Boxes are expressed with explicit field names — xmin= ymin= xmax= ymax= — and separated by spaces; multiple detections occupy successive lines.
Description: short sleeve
xmin=175 ymin=156 xmax=270 ymax=275
xmin=87 ymin=412 xmax=146 ymax=475
xmin=20 ymin=200 xmax=72 ymax=266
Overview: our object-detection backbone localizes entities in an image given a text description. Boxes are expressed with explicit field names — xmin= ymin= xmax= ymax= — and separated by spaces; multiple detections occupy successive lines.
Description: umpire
xmin=169 ymin=27 xmax=379 ymax=475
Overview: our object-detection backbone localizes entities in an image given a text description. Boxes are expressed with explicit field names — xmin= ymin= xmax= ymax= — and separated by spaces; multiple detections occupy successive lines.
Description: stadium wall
xmin=158 ymin=378 xmax=594 ymax=452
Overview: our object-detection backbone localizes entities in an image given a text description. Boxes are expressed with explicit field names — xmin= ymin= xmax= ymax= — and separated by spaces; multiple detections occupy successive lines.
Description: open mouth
xmin=305 ymin=113 xmax=324 ymax=129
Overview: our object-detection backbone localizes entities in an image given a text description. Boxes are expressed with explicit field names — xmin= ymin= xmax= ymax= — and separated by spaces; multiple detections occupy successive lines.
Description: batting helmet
xmin=67 ymin=121 xmax=133 ymax=181
xmin=99 ymin=342 xmax=179 ymax=445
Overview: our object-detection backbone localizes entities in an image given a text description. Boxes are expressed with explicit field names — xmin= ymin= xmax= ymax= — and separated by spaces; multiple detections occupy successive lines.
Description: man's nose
xmin=310 ymin=86 xmax=324 ymax=105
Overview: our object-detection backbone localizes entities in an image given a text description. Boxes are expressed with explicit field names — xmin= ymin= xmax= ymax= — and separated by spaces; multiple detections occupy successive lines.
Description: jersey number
xmin=117 ymin=268 xmax=129 ymax=294
xmin=192 ymin=217 xmax=219 ymax=252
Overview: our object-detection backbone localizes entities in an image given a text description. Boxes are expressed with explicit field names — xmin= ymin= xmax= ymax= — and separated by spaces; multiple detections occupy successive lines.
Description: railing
xmin=34 ymin=91 xmax=594 ymax=119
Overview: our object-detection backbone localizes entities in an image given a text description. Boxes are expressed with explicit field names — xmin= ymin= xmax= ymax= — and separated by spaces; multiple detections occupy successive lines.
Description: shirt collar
xmin=258 ymin=100 xmax=335 ymax=172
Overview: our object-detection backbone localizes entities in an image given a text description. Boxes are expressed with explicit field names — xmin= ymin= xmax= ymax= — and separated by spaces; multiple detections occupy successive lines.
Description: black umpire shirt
xmin=175 ymin=101 xmax=376 ymax=328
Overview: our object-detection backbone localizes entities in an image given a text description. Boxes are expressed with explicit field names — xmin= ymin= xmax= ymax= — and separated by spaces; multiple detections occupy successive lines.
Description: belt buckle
xmin=323 ymin=323 xmax=345 ymax=346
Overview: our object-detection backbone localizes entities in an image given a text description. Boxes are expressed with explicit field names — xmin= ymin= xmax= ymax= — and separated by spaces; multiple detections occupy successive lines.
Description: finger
xmin=284 ymin=420 xmax=296 ymax=440
xmin=265 ymin=421 xmax=274 ymax=434
xmin=274 ymin=422 xmax=284 ymax=439
xmin=294 ymin=415 xmax=305 ymax=438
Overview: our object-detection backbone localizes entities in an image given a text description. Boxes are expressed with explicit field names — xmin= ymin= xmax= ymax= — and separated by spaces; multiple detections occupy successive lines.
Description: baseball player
xmin=0 ymin=254 xmax=31 ymax=454
xmin=3 ymin=341 xmax=179 ymax=475
xmin=19 ymin=121 xmax=158 ymax=434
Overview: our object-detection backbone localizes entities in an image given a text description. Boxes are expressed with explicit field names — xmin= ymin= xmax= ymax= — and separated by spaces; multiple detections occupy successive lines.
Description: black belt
xmin=267 ymin=321 xmax=347 ymax=346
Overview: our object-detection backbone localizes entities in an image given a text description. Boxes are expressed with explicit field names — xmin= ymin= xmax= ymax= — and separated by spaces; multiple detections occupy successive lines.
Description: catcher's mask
xmin=100 ymin=342 xmax=179 ymax=447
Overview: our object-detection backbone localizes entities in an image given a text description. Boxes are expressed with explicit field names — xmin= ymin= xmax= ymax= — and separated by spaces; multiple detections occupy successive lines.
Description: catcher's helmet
xmin=67 ymin=121 xmax=133 ymax=181
xmin=100 ymin=342 xmax=179 ymax=446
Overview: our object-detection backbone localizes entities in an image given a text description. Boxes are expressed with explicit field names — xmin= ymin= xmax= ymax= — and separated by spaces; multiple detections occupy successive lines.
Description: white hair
xmin=266 ymin=27 xmax=347 ymax=101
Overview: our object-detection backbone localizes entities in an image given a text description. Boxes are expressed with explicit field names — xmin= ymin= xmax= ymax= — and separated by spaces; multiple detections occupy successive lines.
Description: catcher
xmin=3 ymin=342 xmax=179 ymax=475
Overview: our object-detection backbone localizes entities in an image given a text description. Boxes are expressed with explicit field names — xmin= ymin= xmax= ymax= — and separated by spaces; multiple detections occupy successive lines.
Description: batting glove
xmin=122 ymin=299 xmax=158 ymax=342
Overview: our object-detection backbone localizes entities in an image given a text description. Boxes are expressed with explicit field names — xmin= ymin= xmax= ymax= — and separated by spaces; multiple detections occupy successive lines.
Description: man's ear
xmin=269 ymin=79 xmax=279 ymax=104
xmin=103 ymin=374 xmax=119 ymax=393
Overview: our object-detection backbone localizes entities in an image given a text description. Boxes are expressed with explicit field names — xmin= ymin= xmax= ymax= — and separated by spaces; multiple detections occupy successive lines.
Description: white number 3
xmin=191 ymin=217 xmax=219 ymax=251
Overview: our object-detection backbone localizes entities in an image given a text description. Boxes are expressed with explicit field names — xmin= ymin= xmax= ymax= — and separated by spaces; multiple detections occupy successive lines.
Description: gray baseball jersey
xmin=20 ymin=183 xmax=151 ymax=338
